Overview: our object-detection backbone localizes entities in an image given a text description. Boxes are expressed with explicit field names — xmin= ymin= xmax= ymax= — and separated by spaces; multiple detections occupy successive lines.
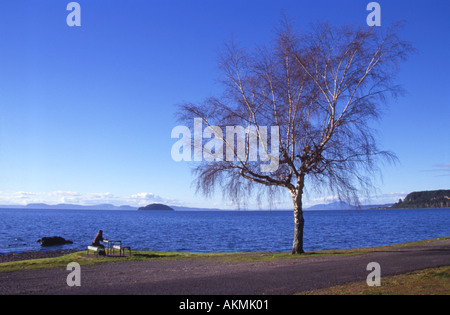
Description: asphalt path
xmin=1 ymin=239 xmax=449 ymax=295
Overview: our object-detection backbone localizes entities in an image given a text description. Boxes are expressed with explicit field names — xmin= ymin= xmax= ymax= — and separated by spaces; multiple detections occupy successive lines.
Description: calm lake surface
xmin=0 ymin=208 xmax=449 ymax=254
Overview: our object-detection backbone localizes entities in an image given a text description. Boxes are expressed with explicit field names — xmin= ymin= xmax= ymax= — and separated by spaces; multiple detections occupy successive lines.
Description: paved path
xmin=1 ymin=239 xmax=449 ymax=295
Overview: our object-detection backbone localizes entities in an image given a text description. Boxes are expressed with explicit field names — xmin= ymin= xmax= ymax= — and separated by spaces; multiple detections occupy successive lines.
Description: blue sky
xmin=0 ymin=0 xmax=448 ymax=208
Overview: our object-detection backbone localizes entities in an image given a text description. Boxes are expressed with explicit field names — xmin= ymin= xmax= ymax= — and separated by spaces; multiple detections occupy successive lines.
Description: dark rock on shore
xmin=37 ymin=236 xmax=73 ymax=247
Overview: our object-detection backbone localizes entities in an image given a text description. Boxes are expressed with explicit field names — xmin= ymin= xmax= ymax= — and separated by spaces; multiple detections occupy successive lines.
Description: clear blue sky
xmin=0 ymin=0 xmax=448 ymax=208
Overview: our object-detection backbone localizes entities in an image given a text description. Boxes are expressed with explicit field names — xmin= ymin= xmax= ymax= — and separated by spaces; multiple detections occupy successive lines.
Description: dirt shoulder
xmin=1 ymin=239 xmax=449 ymax=295
xmin=0 ymin=249 xmax=79 ymax=263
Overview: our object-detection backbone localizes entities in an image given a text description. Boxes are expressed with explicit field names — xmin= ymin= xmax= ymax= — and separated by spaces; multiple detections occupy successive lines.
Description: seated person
xmin=92 ymin=230 xmax=106 ymax=255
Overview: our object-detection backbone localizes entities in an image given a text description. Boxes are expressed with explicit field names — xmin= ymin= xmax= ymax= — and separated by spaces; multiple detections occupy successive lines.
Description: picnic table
xmin=104 ymin=239 xmax=121 ymax=255
xmin=103 ymin=239 xmax=131 ymax=256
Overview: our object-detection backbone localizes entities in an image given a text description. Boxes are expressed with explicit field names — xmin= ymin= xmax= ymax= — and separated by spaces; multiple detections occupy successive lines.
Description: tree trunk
xmin=291 ymin=178 xmax=305 ymax=254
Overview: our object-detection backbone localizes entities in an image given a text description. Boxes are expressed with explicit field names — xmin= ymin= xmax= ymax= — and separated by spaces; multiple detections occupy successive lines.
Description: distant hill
xmin=305 ymin=201 xmax=394 ymax=211
xmin=138 ymin=203 xmax=174 ymax=211
xmin=305 ymin=201 xmax=357 ymax=211
xmin=391 ymin=190 xmax=450 ymax=209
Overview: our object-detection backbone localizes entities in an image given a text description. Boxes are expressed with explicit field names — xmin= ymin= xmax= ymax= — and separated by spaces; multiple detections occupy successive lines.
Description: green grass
xmin=298 ymin=265 xmax=450 ymax=295
xmin=0 ymin=250 xmax=303 ymax=272
xmin=1 ymin=237 xmax=449 ymax=273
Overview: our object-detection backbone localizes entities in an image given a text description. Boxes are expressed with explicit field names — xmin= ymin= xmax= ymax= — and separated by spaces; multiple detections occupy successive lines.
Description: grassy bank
xmin=299 ymin=265 xmax=450 ymax=295
xmin=1 ymin=237 xmax=448 ymax=273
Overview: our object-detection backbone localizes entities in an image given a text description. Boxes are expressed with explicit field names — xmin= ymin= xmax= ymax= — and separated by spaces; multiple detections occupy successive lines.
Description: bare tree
xmin=176 ymin=20 xmax=412 ymax=254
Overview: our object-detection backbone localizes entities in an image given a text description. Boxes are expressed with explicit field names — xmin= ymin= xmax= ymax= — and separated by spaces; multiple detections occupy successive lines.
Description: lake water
xmin=0 ymin=208 xmax=449 ymax=254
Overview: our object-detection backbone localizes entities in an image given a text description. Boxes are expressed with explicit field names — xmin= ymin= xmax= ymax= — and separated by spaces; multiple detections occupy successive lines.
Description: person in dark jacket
xmin=92 ymin=230 xmax=106 ymax=255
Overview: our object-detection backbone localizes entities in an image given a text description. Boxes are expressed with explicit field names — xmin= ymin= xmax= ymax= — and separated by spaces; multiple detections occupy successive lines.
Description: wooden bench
xmin=87 ymin=245 xmax=105 ymax=256
xmin=112 ymin=245 xmax=132 ymax=256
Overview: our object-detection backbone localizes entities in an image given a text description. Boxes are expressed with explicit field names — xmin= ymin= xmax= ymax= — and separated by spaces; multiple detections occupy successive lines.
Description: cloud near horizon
xmin=0 ymin=190 xmax=180 ymax=207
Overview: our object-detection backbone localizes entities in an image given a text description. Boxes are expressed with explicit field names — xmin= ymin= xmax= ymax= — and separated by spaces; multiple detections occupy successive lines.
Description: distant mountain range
xmin=305 ymin=201 xmax=357 ymax=211
xmin=0 ymin=202 xmax=225 ymax=211
xmin=308 ymin=190 xmax=450 ymax=210
xmin=2 ymin=190 xmax=447 ymax=211
xmin=2 ymin=189 xmax=447 ymax=211
xmin=0 ymin=201 xmax=393 ymax=211
xmin=0 ymin=203 xmax=137 ymax=210
xmin=304 ymin=201 xmax=394 ymax=211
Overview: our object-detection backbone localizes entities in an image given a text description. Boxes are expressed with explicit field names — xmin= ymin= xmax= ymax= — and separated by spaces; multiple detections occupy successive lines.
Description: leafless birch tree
xmin=176 ymin=21 xmax=411 ymax=254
